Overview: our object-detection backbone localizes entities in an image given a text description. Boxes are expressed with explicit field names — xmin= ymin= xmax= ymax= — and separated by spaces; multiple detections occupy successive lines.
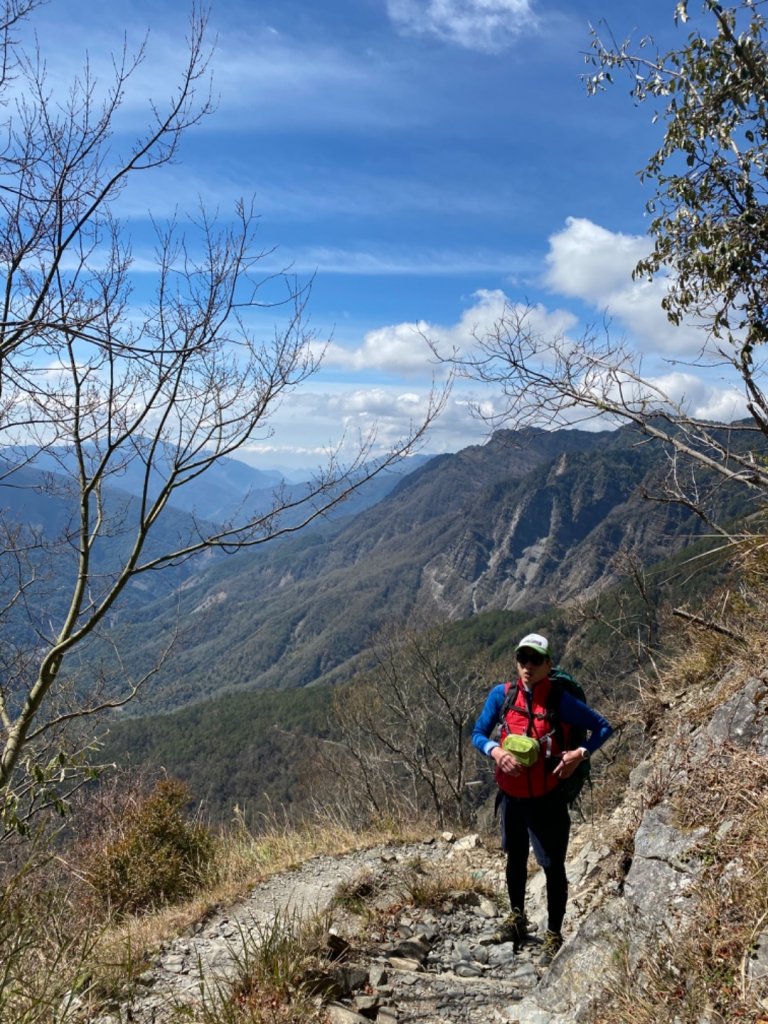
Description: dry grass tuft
xmin=0 ymin=790 xmax=433 ymax=1020
xmin=0 ymin=869 xmax=103 ymax=1024
xmin=171 ymin=911 xmax=333 ymax=1024
xmin=330 ymin=866 xmax=386 ymax=915
xmin=90 ymin=812 xmax=429 ymax=996
xmin=587 ymin=545 xmax=768 ymax=1024
xmin=399 ymin=859 xmax=495 ymax=909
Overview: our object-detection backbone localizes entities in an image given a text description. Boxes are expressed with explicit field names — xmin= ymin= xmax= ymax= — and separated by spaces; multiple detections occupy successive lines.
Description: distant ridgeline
xmin=0 ymin=425 xmax=753 ymax=723
xmin=0 ymin=443 xmax=427 ymax=710
xmin=100 ymin=527 xmax=734 ymax=825
xmin=93 ymin=421 xmax=755 ymax=822
xmin=88 ymin=423 xmax=753 ymax=714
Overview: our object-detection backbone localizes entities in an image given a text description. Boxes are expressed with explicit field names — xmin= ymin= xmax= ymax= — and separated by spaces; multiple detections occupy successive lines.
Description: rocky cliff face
xmin=514 ymin=667 xmax=768 ymax=1024
xmin=418 ymin=442 xmax=700 ymax=616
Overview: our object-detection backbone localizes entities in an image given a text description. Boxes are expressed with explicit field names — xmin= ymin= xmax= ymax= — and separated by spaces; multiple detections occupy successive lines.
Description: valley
xmin=95 ymin=423 xmax=747 ymax=821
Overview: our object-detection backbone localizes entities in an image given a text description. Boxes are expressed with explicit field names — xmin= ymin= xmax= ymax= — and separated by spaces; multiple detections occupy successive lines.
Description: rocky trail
xmin=71 ymin=664 xmax=768 ymax=1024
xmin=88 ymin=815 xmax=622 ymax=1024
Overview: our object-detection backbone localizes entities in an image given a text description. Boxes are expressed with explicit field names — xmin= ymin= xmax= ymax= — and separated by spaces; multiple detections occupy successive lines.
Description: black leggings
xmin=500 ymin=788 xmax=571 ymax=934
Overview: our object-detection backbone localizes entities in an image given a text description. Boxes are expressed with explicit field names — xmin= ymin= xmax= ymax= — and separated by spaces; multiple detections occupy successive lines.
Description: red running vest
xmin=495 ymin=677 xmax=573 ymax=799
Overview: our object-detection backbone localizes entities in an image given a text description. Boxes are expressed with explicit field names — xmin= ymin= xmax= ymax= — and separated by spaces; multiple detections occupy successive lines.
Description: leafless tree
xmin=323 ymin=623 xmax=490 ymax=829
xmin=0 ymin=2 xmax=444 ymax=835
xmin=460 ymin=304 xmax=766 ymax=534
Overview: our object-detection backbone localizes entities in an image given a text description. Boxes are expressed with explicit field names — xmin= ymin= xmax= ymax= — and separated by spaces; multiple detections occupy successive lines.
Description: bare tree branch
xmin=0 ymin=1 xmax=447 ymax=833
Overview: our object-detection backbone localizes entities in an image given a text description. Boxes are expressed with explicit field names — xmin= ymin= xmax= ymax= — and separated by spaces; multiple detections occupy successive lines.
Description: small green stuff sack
xmin=501 ymin=734 xmax=540 ymax=767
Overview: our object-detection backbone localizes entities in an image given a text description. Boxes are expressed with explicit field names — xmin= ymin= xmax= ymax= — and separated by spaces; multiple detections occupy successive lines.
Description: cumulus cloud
xmin=544 ymin=218 xmax=647 ymax=302
xmin=239 ymin=293 xmax=749 ymax=471
xmin=321 ymin=324 xmax=435 ymax=376
xmin=329 ymin=387 xmax=422 ymax=419
xmin=387 ymin=0 xmax=539 ymax=52
xmin=317 ymin=290 xmax=492 ymax=376
xmin=317 ymin=289 xmax=580 ymax=379
xmin=450 ymin=290 xmax=577 ymax=350
xmin=543 ymin=217 xmax=707 ymax=357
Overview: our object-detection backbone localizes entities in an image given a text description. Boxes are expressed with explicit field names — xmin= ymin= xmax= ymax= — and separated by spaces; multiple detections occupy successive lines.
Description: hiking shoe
xmin=539 ymin=929 xmax=564 ymax=966
xmin=490 ymin=910 xmax=529 ymax=945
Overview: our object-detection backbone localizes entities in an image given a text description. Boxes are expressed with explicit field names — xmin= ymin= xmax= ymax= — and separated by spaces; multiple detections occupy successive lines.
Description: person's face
xmin=516 ymin=648 xmax=551 ymax=687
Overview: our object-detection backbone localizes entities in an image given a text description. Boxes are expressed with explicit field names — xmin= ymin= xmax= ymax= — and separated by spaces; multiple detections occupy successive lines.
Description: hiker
xmin=472 ymin=631 xmax=613 ymax=966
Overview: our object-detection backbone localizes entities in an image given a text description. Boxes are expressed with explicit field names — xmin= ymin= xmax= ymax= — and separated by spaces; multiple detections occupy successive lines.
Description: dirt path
xmin=114 ymin=839 xmax=453 ymax=1023
xmin=97 ymin=821 xmax=614 ymax=1024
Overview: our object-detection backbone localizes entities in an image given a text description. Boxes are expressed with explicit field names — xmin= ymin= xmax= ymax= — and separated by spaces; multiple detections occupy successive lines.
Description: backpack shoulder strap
xmin=498 ymin=680 xmax=552 ymax=735
xmin=498 ymin=680 xmax=516 ymax=725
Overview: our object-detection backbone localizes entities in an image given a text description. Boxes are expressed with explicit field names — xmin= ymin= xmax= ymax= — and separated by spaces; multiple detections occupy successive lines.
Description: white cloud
xmin=239 ymin=382 xmax=483 ymax=469
xmin=543 ymin=217 xmax=707 ymax=357
xmin=449 ymin=289 xmax=510 ymax=343
xmin=321 ymin=324 xmax=434 ymax=376
xmin=113 ymin=165 xmax=524 ymax=226
xmin=641 ymin=372 xmax=746 ymax=422
xmin=234 ymin=290 xmax=749 ymax=471
xmin=317 ymin=289 xmax=500 ymax=376
xmin=454 ymin=292 xmax=578 ymax=348
xmin=544 ymin=218 xmax=647 ymax=302
xmin=328 ymin=387 xmax=425 ymax=420
xmin=21 ymin=4 xmax=407 ymax=142
xmin=119 ymin=238 xmax=525 ymax=290
xmin=13 ymin=7 xmax=211 ymax=130
xmin=323 ymin=290 xmax=509 ymax=375
xmin=318 ymin=289 xmax=578 ymax=378
xmin=387 ymin=0 xmax=539 ymax=52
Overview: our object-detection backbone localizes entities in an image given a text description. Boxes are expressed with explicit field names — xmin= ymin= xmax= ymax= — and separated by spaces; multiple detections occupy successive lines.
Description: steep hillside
xmin=511 ymin=640 xmax=768 ymax=1023
xmin=0 ymin=449 xmax=427 ymax=662
xmin=0 ymin=460 xmax=220 ymax=635
xmin=419 ymin=441 xmax=707 ymax=613
xmin=88 ymin=580 xmax=768 ymax=1024
xmin=102 ymin=684 xmax=336 ymax=821
xmin=95 ymin=425 xmax=749 ymax=712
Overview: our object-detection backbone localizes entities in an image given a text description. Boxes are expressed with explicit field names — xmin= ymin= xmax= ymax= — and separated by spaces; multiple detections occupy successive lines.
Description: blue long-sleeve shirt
xmin=472 ymin=681 xmax=613 ymax=758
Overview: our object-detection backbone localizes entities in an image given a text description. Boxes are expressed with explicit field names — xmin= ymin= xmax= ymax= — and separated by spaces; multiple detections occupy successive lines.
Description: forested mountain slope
xmin=0 ymin=448 xmax=427 ymax=645
xmin=96 ymin=425 xmax=749 ymax=712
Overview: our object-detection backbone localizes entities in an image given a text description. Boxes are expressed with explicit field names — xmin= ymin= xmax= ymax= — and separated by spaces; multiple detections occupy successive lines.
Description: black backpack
xmin=547 ymin=668 xmax=591 ymax=807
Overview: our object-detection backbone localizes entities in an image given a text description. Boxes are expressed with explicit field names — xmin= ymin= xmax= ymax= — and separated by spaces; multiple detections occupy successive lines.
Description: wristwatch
xmin=578 ymin=746 xmax=589 ymax=760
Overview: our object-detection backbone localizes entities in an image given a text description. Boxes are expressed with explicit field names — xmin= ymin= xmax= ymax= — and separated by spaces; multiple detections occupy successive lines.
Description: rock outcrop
xmin=515 ymin=669 xmax=768 ymax=1024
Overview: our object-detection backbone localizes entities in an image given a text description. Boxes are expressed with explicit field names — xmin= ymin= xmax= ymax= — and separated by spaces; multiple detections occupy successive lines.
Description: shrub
xmin=86 ymin=778 xmax=214 ymax=916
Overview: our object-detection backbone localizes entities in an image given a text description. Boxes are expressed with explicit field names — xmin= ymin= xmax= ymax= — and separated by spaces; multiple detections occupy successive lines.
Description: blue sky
xmin=26 ymin=0 xmax=746 ymax=471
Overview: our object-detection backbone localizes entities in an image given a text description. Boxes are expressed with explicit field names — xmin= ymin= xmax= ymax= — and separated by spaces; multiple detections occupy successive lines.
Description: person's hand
xmin=491 ymin=745 xmax=522 ymax=775
xmin=553 ymin=749 xmax=586 ymax=779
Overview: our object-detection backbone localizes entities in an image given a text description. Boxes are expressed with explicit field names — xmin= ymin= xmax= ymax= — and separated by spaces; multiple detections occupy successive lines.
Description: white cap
xmin=516 ymin=633 xmax=551 ymax=658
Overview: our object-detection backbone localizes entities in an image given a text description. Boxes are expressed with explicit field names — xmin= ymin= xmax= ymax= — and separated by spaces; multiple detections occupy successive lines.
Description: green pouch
xmin=501 ymin=734 xmax=540 ymax=767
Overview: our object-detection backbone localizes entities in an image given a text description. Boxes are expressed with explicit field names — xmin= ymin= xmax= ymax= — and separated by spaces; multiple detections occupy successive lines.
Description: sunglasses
xmin=517 ymin=650 xmax=546 ymax=666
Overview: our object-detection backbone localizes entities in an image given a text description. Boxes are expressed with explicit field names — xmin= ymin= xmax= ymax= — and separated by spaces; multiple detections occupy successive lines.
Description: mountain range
xmin=81 ymin=423 xmax=750 ymax=715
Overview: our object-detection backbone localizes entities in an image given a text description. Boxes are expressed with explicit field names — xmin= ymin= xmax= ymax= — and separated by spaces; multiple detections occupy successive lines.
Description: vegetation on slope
xmin=2 ymin=540 xmax=767 ymax=1023
xmin=102 ymin=686 xmax=337 ymax=825
xmin=86 ymin=424 xmax=749 ymax=714
xmin=100 ymin=527 xmax=734 ymax=825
